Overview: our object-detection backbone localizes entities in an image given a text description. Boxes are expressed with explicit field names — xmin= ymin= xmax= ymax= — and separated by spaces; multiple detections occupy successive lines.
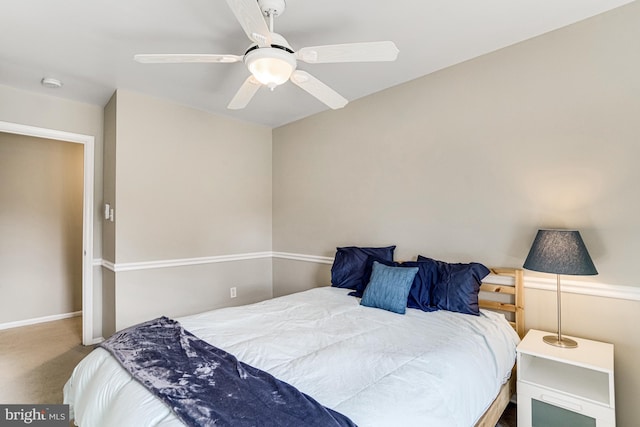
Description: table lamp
xmin=523 ymin=229 xmax=597 ymax=348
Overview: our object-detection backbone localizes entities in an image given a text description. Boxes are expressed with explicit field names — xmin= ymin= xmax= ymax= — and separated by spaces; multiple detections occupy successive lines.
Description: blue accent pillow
xmin=401 ymin=261 xmax=439 ymax=312
xmin=348 ymin=256 xmax=398 ymax=298
xmin=417 ymin=255 xmax=490 ymax=315
xmin=331 ymin=246 xmax=396 ymax=291
xmin=360 ymin=261 xmax=419 ymax=315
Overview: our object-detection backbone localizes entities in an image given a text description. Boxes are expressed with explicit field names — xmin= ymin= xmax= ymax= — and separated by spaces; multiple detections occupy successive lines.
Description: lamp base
xmin=543 ymin=334 xmax=578 ymax=348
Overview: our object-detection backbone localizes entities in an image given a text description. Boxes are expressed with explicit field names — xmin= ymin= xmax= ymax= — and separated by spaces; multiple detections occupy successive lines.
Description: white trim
xmin=101 ymin=252 xmax=273 ymax=272
xmin=523 ymin=275 xmax=640 ymax=301
xmin=98 ymin=251 xmax=640 ymax=303
xmin=0 ymin=311 xmax=82 ymax=331
xmin=0 ymin=121 xmax=95 ymax=346
xmin=89 ymin=336 xmax=105 ymax=345
xmin=102 ymin=259 xmax=116 ymax=271
xmin=271 ymin=252 xmax=640 ymax=302
xmin=272 ymin=252 xmax=334 ymax=264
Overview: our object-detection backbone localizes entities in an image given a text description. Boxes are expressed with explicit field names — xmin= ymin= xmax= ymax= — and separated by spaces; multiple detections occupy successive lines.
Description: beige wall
xmin=102 ymin=93 xmax=116 ymax=264
xmin=103 ymin=90 xmax=273 ymax=334
xmin=101 ymin=93 xmax=117 ymax=335
xmin=272 ymin=258 xmax=331 ymax=298
xmin=114 ymin=90 xmax=272 ymax=262
xmin=0 ymin=84 xmax=104 ymax=338
xmin=274 ymin=2 xmax=640 ymax=284
xmin=272 ymin=3 xmax=640 ymax=426
xmin=115 ymin=259 xmax=273 ymax=330
xmin=0 ymin=85 xmax=104 ymax=259
xmin=0 ymin=134 xmax=83 ymax=322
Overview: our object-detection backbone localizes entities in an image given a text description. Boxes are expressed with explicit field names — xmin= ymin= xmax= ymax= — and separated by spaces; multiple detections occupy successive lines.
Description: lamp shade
xmin=523 ymin=229 xmax=597 ymax=276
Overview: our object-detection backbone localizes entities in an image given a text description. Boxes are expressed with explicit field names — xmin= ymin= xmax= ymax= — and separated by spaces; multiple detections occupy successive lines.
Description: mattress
xmin=64 ymin=287 xmax=520 ymax=427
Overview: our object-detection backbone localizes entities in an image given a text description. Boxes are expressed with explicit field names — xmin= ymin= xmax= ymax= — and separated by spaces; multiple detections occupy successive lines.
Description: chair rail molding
xmin=98 ymin=252 xmax=640 ymax=302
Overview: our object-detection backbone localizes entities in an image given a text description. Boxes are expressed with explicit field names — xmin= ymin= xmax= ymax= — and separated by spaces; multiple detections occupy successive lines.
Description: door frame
xmin=0 ymin=121 xmax=95 ymax=345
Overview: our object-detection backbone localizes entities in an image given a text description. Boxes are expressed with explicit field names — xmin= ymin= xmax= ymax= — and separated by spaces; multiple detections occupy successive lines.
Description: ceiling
xmin=1 ymin=0 xmax=635 ymax=128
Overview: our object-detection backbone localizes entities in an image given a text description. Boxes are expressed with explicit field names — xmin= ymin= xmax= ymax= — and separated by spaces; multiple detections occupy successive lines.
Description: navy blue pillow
xmin=331 ymin=246 xmax=396 ymax=291
xmin=402 ymin=261 xmax=439 ymax=312
xmin=416 ymin=255 xmax=490 ymax=316
xmin=360 ymin=262 xmax=419 ymax=315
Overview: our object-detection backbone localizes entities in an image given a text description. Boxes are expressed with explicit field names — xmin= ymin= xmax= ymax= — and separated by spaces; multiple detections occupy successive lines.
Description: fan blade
xmin=225 ymin=0 xmax=272 ymax=47
xmin=290 ymin=70 xmax=347 ymax=110
xmin=228 ymin=76 xmax=262 ymax=110
xmin=296 ymin=41 xmax=399 ymax=64
xmin=134 ymin=54 xmax=243 ymax=64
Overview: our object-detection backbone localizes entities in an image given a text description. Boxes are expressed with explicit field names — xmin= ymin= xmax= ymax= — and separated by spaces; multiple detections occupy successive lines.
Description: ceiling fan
xmin=134 ymin=0 xmax=399 ymax=110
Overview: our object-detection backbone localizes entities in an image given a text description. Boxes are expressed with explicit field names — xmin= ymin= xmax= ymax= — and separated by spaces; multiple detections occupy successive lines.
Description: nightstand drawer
xmin=518 ymin=381 xmax=615 ymax=427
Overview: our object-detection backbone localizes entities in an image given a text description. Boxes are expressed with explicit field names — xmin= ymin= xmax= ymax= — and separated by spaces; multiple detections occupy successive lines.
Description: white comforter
xmin=64 ymin=287 xmax=520 ymax=427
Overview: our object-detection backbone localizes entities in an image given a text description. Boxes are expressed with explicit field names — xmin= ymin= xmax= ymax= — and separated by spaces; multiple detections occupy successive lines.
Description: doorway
xmin=0 ymin=121 xmax=94 ymax=345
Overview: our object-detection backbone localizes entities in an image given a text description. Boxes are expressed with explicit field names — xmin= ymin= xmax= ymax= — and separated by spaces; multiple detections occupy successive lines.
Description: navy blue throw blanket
xmin=99 ymin=317 xmax=356 ymax=427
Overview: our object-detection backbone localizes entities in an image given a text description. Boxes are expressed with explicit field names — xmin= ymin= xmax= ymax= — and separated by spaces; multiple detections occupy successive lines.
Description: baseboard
xmin=88 ymin=336 xmax=104 ymax=345
xmin=0 ymin=311 xmax=82 ymax=331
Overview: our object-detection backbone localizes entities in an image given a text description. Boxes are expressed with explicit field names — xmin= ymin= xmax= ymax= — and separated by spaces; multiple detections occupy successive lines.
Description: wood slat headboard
xmin=479 ymin=268 xmax=525 ymax=338
xmin=474 ymin=268 xmax=524 ymax=427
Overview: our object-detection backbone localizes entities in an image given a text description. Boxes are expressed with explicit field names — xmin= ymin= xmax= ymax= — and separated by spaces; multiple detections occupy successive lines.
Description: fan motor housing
xmin=244 ymin=32 xmax=294 ymax=55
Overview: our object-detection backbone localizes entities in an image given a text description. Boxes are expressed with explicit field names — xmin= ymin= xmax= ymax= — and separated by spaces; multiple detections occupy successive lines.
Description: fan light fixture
xmin=133 ymin=0 xmax=399 ymax=109
xmin=245 ymin=48 xmax=296 ymax=89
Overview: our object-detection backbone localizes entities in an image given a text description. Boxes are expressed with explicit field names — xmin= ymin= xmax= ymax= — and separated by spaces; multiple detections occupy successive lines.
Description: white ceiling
xmin=1 ymin=0 xmax=634 ymax=128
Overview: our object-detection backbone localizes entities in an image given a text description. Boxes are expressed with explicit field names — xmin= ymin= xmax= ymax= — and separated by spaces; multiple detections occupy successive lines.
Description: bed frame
xmin=474 ymin=267 xmax=524 ymax=427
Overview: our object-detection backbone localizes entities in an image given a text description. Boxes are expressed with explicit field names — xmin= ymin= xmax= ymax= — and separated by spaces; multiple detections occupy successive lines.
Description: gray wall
xmin=101 ymin=93 xmax=117 ymax=335
xmin=0 ymin=84 xmax=104 ymax=338
xmin=272 ymin=3 xmax=640 ymax=426
xmin=114 ymin=260 xmax=273 ymax=329
xmin=0 ymin=133 xmax=83 ymax=322
xmin=274 ymin=2 xmax=640 ymax=285
xmin=104 ymin=90 xmax=273 ymax=332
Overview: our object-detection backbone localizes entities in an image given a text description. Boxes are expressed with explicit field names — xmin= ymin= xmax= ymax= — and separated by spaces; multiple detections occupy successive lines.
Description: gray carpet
xmin=0 ymin=316 xmax=94 ymax=404
xmin=0 ymin=317 xmax=517 ymax=426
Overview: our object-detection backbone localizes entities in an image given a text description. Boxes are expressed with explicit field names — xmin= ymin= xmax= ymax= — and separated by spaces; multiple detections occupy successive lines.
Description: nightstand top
xmin=517 ymin=329 xmax=614 ymax=372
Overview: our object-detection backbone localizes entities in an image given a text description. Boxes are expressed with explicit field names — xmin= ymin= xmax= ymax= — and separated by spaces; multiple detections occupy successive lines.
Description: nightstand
xmin=516 ymin=329 xmax=615 ymax=427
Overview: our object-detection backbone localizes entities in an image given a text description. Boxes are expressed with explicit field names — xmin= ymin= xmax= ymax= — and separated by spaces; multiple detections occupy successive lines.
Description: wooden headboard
xmin=475 ymin=268 xmax=524 ymax=427
xmin=479 ymin=268 xmax=525 ymax=338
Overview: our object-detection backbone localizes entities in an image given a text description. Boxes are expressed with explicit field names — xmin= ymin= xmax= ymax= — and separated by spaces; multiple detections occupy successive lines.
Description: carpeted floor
xmin=0 ymin=317 xmax=517 ymax=426
xmin=0 ymin=316 xmax=94 ymax=405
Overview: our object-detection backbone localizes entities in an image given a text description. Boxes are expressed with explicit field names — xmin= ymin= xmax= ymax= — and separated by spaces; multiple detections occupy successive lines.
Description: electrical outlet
xmin=230 ymin=287 xmax=237 ymax=298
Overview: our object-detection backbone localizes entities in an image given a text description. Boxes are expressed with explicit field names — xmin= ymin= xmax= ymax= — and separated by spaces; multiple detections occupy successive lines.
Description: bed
xmin=64 ymin=266 xmax=524 ymax=427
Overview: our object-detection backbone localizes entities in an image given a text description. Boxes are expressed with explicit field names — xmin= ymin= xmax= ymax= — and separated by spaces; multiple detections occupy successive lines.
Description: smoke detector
xmin=41 ymin=77 xmax=63 ymax=89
